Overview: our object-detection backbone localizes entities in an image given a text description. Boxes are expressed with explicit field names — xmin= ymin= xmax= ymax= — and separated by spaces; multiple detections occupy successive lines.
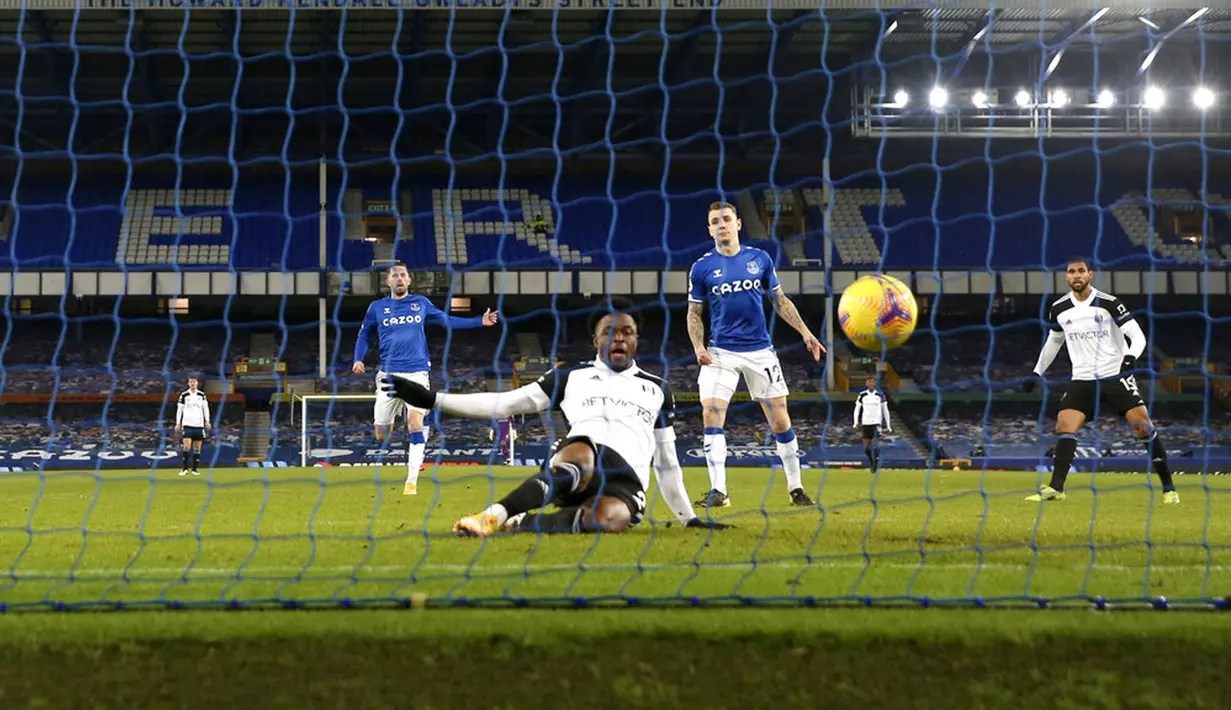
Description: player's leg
xmin=453 ymin=438 xmax=597 ymax=536
xmin=510 ymin=495 xmax=636 ymax=534
xmin=1120 ymin=398 xmax=1179 ymax=504
xmin=403 ymin=409 xmax=427 ymax=495
xmin=1027 ymin=382 xmax=1090 ymax=501
xmin=400 ymin=373 xmax=434 ymax=495
xmin=756 ymin=396 xmax=812 ymax=505
xmin=179 ymin=435 xmax=192 ymax=476
xmin=191 ymin=438 xmax=203 ymax=475
xmin=862 ymin=426 xmax=879 ymax=472
xmin=507 ymin=447 xmax=646 ymax=534
xmin=697 ymin=352 xmax=738 ymax=507
xmin=745 ymin=351 xmax=811 ymax=506
xmin=372 ymin=370 xmax=402 ymax=446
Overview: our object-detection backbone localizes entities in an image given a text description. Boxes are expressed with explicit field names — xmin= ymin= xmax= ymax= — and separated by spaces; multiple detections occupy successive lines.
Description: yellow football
xmin=837 ymin=274 xmax=918 ymax=351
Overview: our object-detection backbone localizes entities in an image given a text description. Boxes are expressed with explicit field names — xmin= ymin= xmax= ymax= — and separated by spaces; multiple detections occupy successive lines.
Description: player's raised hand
xmin=695 ymin=349 xmax=713 ymax=366
xmin=803 ymin=334 xmax=825 ymax=361
xmin=481 ymin=308 xmax=499 ymax=327
xmin=379 ymin=374 xmax=438 ymax=410
xmin=352 ymin=361 xmax=366 ymax=375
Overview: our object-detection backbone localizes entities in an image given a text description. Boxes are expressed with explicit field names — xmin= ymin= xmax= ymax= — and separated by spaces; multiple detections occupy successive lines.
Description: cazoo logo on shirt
xmin=711 ymin=278 xmax=762 ymax=296
xmin=382 ymin=314 xmax=424 ymax=327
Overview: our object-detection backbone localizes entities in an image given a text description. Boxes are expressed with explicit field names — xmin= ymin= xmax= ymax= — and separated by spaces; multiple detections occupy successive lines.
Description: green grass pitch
xmin=1 ymin=464 xmax=1227 ymax=609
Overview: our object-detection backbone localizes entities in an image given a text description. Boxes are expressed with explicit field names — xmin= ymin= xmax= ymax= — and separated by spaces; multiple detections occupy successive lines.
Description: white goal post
xmin=292 ymin=393 xmax=377 ymax=468
xmin=290 ymin=393 xmax=519 ymax=468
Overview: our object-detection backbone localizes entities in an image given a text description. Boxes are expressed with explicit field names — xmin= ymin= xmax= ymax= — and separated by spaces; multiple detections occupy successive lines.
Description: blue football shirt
xmin=688 ymin=246 xmax=782 ymax=353
xmin=354 ymin=294 xmax=485 ymax=373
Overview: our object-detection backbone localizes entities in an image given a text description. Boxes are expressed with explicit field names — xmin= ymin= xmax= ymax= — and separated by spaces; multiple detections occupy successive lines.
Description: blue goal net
xmin=0 ymin=3 xmax=1228 ymax=612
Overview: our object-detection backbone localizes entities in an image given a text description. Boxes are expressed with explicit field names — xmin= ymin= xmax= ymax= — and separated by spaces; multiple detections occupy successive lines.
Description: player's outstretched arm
xmin=773 ymin=290 xmax=825 ymax=360
xmin=652 ymin=428 xmax=731 ymax=530
xmin=426 ymin=303 xmax=498 ymax=329
xmin=380 ymin=375 xmax=549 ymax=420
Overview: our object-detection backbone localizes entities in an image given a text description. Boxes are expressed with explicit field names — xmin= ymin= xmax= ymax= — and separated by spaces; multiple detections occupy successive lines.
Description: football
xmin=837 ymin=274 xmax=919 ymax=351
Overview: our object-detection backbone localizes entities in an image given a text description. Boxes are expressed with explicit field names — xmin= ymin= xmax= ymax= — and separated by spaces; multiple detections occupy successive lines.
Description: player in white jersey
xmin=686 ymin=201 xmax=825 ymax=509
xmin=381 ymin=299 xmax=730 ymax=536
xmin=1025 ymin=258 xmax=1178 ymax=504
xmin=853 ymin=377 xmax=891 ymax=472
xmin=175 ymin=376 xmax=211 ymax=477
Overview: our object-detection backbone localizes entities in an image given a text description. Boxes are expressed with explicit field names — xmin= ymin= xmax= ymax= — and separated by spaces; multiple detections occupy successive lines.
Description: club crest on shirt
xmin=745 ymin=260 xmax=761 ymax=275
xmin=411 ymin=303 xmax=421 ymax=311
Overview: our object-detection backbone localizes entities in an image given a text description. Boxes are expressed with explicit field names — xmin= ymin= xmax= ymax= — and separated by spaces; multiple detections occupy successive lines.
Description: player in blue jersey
xmin=353 ymin=263 xmax=498 ymax=495
xmin=686 ymin=201 xmax=825 ymax=508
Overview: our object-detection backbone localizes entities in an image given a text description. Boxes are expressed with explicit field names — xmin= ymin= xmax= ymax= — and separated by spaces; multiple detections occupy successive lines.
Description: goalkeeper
xmin=381 ymin=299 xmax=730 ymax=536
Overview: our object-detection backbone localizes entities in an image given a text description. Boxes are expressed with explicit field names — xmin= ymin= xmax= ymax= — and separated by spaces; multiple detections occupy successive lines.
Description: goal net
xmin=0 ymin=3 xmax=1227 ymax=612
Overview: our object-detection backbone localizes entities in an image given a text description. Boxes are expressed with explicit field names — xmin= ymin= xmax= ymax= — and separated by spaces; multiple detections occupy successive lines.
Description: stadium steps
xmin=1111 ymin=190 xmax=1206 ymax=265
xmin=801 ymin=187 xmax=889 ymax=266
xmin=737 ymin=191 xmax=769 ymax=241
xmin=343 ymin=189 xmax=365 ymax=239
xmin=249 ymin=334 xmax=278 ymax=360
xmin=238 ymin=411 xmax=272 ymax=462
xmin=516 ymin=333 xmax=543 ymax=358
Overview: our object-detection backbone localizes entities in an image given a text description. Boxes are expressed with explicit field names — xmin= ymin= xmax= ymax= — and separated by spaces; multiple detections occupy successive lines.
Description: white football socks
xmin=775 ymin=430 xmax=803 ymax=492
xmin=703 ymin=428 xmax=728 ymax=494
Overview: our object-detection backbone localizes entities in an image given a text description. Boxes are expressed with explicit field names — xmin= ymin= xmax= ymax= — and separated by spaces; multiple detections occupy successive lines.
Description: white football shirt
xmin=176 ymin=388 xmax=211 ymax=428
xmin=853 ymin=388 xmax=890 ymax=428
xmin=533 ymin=359 xmax=675 ymax=491
xmin=1041 ymin=288 xmax=1140 ymax=381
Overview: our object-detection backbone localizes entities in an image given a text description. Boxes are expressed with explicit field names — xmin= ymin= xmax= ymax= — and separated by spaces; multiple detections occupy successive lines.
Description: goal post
xmin=292 ymin=393 xmax=518 ymax=468
xmin=293 ymin=393 xmax=378 ymax=468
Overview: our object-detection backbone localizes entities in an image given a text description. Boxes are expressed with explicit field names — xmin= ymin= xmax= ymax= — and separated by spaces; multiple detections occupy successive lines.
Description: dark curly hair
xmin=587 ymin=296 xmax=643 ymax=337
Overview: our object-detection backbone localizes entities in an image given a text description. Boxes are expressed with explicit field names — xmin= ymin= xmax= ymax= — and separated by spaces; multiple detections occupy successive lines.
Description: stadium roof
xmin=2 ymin=4 xmax=1230 ymax=57
xmin=3 ymin=2 xmax=1230 ymax=168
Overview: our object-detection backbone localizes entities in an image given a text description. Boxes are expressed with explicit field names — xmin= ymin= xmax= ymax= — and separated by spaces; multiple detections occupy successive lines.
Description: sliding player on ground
xmin=1025 ymin=257 xmax=1179 ymax=504
xmin=380 ymin=300 xmax=729 ymax=536
xmin=175 ymin=376 xmax=210 ymax=477
xmin=686 ymin=201 xmax=825 ymax=508
xmin=353 ymin=263 xmax=498 ymax=495
xmin=854 ymin=377 xmax=891 ymax=472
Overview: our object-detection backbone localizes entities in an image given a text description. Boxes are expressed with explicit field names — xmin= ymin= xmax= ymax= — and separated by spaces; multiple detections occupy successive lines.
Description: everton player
xmin=380 ymin=299 xmax=730 ymax=536
xmin=686 ymin=201 xmax=825 ymax=509
xmin=353 ymin=262 xmax=498 ymax=495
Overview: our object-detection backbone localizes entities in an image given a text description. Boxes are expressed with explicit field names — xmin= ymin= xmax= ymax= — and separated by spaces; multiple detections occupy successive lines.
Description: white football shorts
xmin=374 ymin=370 xmax=431 ymax=424
xmin=697 ymin=347 xmax=789 ymax=402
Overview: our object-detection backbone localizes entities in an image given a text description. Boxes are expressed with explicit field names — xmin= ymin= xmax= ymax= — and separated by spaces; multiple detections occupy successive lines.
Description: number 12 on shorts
xmin=763 ymin=365 xmax=783 ymax=384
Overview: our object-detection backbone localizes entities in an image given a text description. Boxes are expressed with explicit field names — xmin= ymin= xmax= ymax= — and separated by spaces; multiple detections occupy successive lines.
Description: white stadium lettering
xmin=381 ymin=315 xmax=424 ymax=327
xmin=711 ymin=278 xmax=762 ymax=296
